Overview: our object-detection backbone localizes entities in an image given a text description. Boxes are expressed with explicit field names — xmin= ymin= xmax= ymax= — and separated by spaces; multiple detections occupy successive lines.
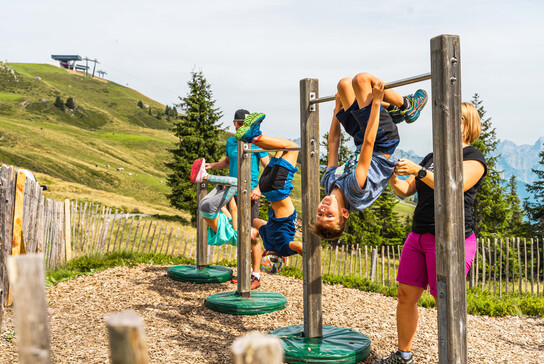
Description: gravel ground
xmin=1 ymin=264 xmax=543 ymax=363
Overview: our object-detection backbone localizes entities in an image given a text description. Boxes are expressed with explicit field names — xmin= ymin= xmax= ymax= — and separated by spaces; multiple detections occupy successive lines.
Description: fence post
xmin=232 ymin=332 xmax=284 ymax=364
xmin=7 ymin=254 xmax=51 ymax=364
xmin=370 ymin=248 xmax=377 ymax=282
xmin=105 ymin=310 xmax=149 ymax=364
xmin=64 ymin=199 xmax=72 ymax=261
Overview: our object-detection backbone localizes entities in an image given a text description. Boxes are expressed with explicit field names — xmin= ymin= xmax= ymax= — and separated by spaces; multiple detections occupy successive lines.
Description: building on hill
xmin=51 ymin=55 xmax=82 ymax=70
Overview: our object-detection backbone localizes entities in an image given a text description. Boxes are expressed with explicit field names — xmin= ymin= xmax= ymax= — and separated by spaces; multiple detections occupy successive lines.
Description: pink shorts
xmin=396 ymin=232 xmax=477 ymax=297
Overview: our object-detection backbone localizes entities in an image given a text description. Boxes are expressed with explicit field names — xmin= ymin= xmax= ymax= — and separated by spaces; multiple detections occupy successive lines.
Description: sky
xmin=2 ymin=0 xmax=543 ymax=156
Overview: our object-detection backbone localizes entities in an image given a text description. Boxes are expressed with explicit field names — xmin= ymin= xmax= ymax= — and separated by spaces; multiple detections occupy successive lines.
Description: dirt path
xmin=1 ymin=265 xmax=543 ymax=363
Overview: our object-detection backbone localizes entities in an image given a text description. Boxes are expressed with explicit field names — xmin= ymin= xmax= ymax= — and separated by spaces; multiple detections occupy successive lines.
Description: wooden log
xmin=499 ymin=239 xmax=503 ymax=298
xmin=7 ymin=254 xmax=51 ymax=364
xmin=105 ymin=310 xmax=149 ymax=364
xmin=64 ymin=200 xmax=72 ymax=261
xmin=232 ymin=331 xmax=283 ymax=364
xmin=524 ymin=238 xmax=528 ymax=296
xmin=196 ymin=183 xmax=209 ymax=269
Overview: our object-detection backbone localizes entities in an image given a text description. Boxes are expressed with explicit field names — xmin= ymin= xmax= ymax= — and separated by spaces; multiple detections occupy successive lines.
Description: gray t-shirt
xmin=321 ymin=152 xmax=397 ymax=212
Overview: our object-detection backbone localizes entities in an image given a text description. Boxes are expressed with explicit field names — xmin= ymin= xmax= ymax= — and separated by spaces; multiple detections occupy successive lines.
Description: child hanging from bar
xmin=311 ymin=72 xmax=428 ymax=240
xmin=189 ymin=164 xmax=263 ymax=289
xmin=232 ymin=113 xmax=303 ymax=259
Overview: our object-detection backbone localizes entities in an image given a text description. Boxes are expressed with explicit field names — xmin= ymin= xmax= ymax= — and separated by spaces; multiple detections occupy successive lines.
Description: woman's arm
xmin=206 ymin=156 xmax=229 ymax=170
xmin=389 ymin=173 xmax=417 ymax=197
xmin=395 ymin=158 xmax=485 ymax=191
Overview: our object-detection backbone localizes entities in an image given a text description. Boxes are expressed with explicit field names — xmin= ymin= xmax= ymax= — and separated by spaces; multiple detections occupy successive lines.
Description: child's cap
xmin=234 ymin=109 xmax=250 ymax=121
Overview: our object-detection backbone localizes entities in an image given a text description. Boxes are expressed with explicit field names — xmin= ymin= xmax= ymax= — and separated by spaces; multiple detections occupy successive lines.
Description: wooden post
xmin=333 ymin=245 xmax=338 ymax=275
xmin=7 ymin=254 xmax=51 ymax=363
xmin=146 ymin=222 xmax=158 ymax=254
xmin=518 ymin=238 xmax=522 ymax=296
xmin=499 ymin=239 xmax=503 ymax=298
xmin=300 ymin=77 xmax=322 ymax=338
xmin=36 ymin=194 xmax=45 ymax=253
xmin=488 ymin=239 xmax=492 ymax=292
xmin=431 ymin=34 xmax=467 ymax=364
xmin=365 ymin=246 xmax=368 ymax=278
xmin=124 ymin=216 xmax=135 ymax=251
xmin=524 ymin=238 xmax=528 ymax=296
xmin=232 ymin=332 xmax=284 ymax=364
xmin=493 ymin=238 xmax=497 ymax=295
xmin=12 ymin=170 xmax=26 ymax=256
xmin=196 ymin=182 xmax=208 ymax=269
xmin=537 ymin=238 xmax=541 ymax=296
xmin=370 ymin=248 xmax=377 ymax=282
xmin=505 ymin=238 xmax=510 ymax=295
xmin=328 ymin=245 xmax=332 ymax=274
xmin=338 ymin=245 xmax=344 ymax=276
xmin=105 ymin=310 xmax=149 ymax=364
xmin=237 ymin=141 xmax=252 ymax=296
xmin=64 ymin=200 xmax=72 ymax=261
xmin=530 ymin=238 xmax=534 ymax=296
xmin=481 ymin=239 xmax=486 ymax=290
xmin=381 ymin=245 xmax=385 ymax=286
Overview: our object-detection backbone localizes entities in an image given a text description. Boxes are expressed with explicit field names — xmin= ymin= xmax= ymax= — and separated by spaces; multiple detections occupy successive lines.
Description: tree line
xmin=165 ymin=71 xmax=544 ymax=244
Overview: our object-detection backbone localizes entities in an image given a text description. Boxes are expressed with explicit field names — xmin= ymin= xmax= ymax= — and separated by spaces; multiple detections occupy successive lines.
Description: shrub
xmin=65 ymin=97 xmax=75 ymax=110
xmin=54 ymin=96 xmax=65 ymax=111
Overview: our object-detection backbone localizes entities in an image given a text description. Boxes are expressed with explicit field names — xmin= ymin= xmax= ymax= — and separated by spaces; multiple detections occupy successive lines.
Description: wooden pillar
xmin=431 ymin=34 xmax=466 ymax=364
xmin=196 ymin=182 xmax=208 ymax=269
xmin=64 ymin=199 xmax=72 ymax=261
xmin=105 ymin=310 xmax=149 ymax=364
xmin=237 ymin=141 xmax=252 ymax=297
xmin=300 ymin=78 xmax=322 ymax=338
xmin=232 ymin=332 xmax=284 ymax=364
xmin=7 ymin=254 xmax=51 ymax=364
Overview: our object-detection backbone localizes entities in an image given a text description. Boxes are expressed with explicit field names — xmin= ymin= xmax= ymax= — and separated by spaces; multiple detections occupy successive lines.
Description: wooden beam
xmin=7 ymin=254 xmax=51 ymax=364
xmin=64 ymin=199 xmax=72 ymax=261
xmin=431 ymin=34 xmax=466 ymax=364
xmin=300 ymin=78 xmax=323 ymax=338
xmin=232 ymin=332 xmax=284 ymax=364
xmin=105 ymin=310 xmax=149 ymax=364
xmin=237 ymin=141 xmax=252 ymax=297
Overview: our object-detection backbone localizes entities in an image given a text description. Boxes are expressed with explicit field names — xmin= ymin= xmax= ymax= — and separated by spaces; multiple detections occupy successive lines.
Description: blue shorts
xmin=337 ymin=100 xmax=399 ymax=155
xmin=259 ymin=209 xmax=298 ymax=257
xmin=259 ymin=157 xmax=298 ymax=202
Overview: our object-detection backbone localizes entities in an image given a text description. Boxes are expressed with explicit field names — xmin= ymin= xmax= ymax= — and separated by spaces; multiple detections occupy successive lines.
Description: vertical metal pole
xmin=300 ymin=78 xmax=322 ymax=338
xmin=237 ymin=142 xmax=252 ymax=297
xmin=196 ymin=182 xmax=208 ymax=269
xmin=431 ymin=34 xmax=466 ymax=364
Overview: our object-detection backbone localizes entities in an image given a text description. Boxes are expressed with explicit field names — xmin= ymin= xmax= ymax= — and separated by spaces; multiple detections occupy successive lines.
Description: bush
xmin=137 ymin=100 xmax=144 ymax=108
xmin=54 ymin=96 xmax=65 ymax=111
xmin=65 ymin=97 xmax=75 ymax=110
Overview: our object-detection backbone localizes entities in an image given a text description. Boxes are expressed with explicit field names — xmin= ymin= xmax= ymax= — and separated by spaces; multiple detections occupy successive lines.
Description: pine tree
xmin=524 ymin=150 xmax=544 ymax=236
xmin=54 ymin=96 xmax=65 ymax=111
xmin=370 ymin=185 xmax=405 ymax=245
xmin=165 ymin=105 xmax=171 ymax=115
xmin=471 ymin=93 xmax=510 ymax=237
xmin=137 ymin=100 xmax=144 ymax=108
xmin=166 ymin=70 xmax=224 ymax=224
xmin=505 ymin=175 xmax=526 ymax=236
xmin=65 ymin=97 xmax=75 ymax=110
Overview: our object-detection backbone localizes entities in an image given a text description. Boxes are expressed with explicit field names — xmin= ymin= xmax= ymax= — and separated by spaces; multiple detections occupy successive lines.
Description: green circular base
xmin=204 ymin=290 xmax=287 ymax=315
xmin=269 ymin=325 xmax=371 ymax=363
xmin=167 ymin=265 xmax=232 ymax=283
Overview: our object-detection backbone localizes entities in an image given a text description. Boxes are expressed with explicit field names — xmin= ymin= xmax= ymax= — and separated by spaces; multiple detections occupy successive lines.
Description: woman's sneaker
xmin=236 ymin=113 xmax=265 ymax=142
xmin=190 ymin=158 xmax=208 ymax=183
xmin=402 ymin=89 xmax=428 ymax=124
xmin=375 ymin=351 xmax=414 ymax=364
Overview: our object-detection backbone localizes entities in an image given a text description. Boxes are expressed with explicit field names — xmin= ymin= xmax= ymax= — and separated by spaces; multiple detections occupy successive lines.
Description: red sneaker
xmin=250 ymin=275 xmax=261 ymax=290
xmin=190 ymin=158 xmax=207 ymax=183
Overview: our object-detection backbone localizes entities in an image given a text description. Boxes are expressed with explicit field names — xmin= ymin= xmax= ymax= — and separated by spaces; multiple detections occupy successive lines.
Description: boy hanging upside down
xmin=235 ymin=112 xmax=303 ymax=258
xmin=311 ymin=72 xmax=428 ymax=240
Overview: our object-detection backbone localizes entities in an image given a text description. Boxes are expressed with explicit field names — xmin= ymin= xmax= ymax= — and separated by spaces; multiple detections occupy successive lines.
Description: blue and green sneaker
xmin=236 ymin=112 xmax=265 ymax=142
xmin=387 ymin=107 xmax=405 ymax=124
xmin=401 ymin=89 xmax=428 ymax=124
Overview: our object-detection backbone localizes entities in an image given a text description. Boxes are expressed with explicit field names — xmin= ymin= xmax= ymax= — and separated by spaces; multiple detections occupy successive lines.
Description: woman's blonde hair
xmin=461 ymin=102 xmax=481 ymax=144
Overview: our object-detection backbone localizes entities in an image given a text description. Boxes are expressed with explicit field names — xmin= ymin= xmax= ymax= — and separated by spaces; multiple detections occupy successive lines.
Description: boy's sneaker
xmin=250 ymin=275 xmax=261 ymax=290
xmin=236 ymin=112 xmax=265 ymax=142
xmin=231 ymin=275 xmax=261 ymax=290
xmin=401 ymin=89 xmax=428 ymax=124
xmin=190 ymin=158 xmax=207 ymax=183
xmin=387 ymin=107 xmax=405 ymax=124
xmin=375 ymin=351 xmax=414 ymax=364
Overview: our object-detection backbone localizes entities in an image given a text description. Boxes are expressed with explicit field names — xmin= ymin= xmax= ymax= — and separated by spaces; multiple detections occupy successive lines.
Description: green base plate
xmin=167 ymin=265 xmax=232 ymax=283
xmin=270 ymin=325 xmax=371 ymax=363
xmin=204 ymin=290 xmax=287 ymax=315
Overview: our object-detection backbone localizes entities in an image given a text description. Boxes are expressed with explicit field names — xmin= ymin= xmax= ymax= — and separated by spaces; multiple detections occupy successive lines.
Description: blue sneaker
xmin=387 ymin=107 xmax=405 ymax=124
xmin=401 ymin=89 xmax=428 ymax=124
xmin=236 ymin=112 xmax=265 ymax=142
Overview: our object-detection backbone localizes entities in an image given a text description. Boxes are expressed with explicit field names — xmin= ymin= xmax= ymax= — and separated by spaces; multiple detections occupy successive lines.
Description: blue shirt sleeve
xmin=320 ymin=166 xmax=337 ymax=196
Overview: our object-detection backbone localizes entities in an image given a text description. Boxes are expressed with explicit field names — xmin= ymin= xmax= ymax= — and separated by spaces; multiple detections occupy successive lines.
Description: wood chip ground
xmin=1 ymin=264 xmax=543 ymax=363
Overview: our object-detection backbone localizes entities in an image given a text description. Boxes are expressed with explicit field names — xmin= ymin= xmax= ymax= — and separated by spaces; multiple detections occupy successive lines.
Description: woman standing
xmin=377 ymin=103 xmax=487 ymax=364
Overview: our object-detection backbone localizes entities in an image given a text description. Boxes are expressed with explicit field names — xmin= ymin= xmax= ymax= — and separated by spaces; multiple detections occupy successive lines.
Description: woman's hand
xmin=395 ymin=158 xmax=422 ymax=176
xmin=372 ymin=81 xmax=385 ymax=104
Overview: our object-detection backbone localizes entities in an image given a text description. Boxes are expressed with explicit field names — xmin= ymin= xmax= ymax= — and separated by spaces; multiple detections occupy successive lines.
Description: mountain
xmin=0 ymin=63 xmax=185 ymax=215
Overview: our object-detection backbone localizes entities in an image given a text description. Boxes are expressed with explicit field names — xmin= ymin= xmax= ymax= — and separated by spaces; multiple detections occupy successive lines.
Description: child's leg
xmin=351 ymin=72 xmax=404 ymax=109
xmin=337 ymin=77 xmax=356 ymax=110
xmin=199 ymin=186 xmax=237 ymax=225
xmin=289 ymin=241 xmax=303 ymax=256
xmin=253 ymin=136 xmax=299 ymax=167
xmin=205 ymin=174 xmax=237 ymax=186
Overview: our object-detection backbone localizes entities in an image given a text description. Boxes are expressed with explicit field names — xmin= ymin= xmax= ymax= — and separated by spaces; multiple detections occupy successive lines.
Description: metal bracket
xmin=309 ymin=92 xmax=316 ymax=112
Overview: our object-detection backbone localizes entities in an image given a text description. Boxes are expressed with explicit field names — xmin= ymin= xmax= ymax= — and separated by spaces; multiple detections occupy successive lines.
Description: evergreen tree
xmin=470 ymin=93 xmax=510 ymax=237
xmin=137 ymin=100 xmax=144 ymax=108
xmin=156 ymin=110 xmax=162 ymax=120
xmin=524 ymin=150 xmax=544 ymax=236
xmin=65 ymin=97 xmax=75 ymax=110
xmin=370 ymin=185 xmax=405 ymax=245
xmin=165 ymin=105 xmax=171 ymax=115
xmin=505 ymin=175 xmax=526 ymax=236
xmin=54 ymin=96 xmax=65 ymax=111
xmin=166 ymin=70 xmax=224 ymax=224
xmin=148 ymin=107 xmax=152 ymax=115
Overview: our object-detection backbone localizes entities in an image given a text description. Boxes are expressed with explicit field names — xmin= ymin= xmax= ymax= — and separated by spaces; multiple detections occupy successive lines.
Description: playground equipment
xmin=266 ymin=34 xmax=467 ymax=364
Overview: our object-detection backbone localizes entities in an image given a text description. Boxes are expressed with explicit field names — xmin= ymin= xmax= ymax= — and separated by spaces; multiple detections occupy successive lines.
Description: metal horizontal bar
xmin=309 ymin=72 xmax=432 ymax=105
xmin=244 ymin=146 xmax=301 ymax=153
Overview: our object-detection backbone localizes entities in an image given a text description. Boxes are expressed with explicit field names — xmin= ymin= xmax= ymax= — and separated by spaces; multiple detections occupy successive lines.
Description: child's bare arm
xmin=327 ymin=95 xmax=343 ymax=169
xmin=228 ymin=197 xmax=237 ymax=230
xmin=355 ymin=81 xmax=385 ymax=187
